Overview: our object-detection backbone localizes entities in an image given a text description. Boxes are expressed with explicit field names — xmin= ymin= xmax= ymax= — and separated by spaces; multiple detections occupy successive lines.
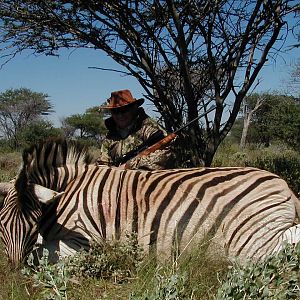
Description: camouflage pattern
xmin=97 ymin=108 xmax=175 ymax=170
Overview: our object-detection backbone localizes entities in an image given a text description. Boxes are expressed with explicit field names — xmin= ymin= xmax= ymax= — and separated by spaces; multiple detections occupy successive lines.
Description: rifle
xmin=116 ymin=104 xmax=216 ymax=166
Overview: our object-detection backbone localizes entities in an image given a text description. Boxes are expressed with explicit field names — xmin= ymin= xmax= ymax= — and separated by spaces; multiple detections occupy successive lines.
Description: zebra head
xmin=0 ymin=138 xmax=92 ymax=266
xmin=0 ymin=174 xmax=66 ymax=267
xmin=0 ymin=184 xmax=41 ymax=266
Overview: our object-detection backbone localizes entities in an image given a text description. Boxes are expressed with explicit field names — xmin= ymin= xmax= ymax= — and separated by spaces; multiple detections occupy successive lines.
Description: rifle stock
xmin=122 ymin=104 xmax=216 ymax=167
xmin=136 ymin=132 xmax=177 ymax=158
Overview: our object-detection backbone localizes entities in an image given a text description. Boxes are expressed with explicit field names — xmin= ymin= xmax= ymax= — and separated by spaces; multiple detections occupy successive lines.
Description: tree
xmin=0 ymin=1 xmax=299 ymax=165
xmin=0 ymin=88 xmax=54 ymax=149
xmin=290 ymin=60 xmax=300 ymax=94
xmin=236 ymin=92 xmax=300 ymax=149
xmin=20 ymin=120 xmax=63 ymax=147
xmin=62 ymin=106 xmax=107 ymax=143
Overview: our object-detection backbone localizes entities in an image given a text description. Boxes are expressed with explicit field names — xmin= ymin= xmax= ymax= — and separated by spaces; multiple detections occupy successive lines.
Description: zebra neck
xmin=29 ymin=164 xmax=90 ymax=192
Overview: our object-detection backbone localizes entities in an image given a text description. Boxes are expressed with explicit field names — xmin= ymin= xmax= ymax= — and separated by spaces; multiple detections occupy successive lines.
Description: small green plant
xmin=217 ymin=242 xmax=300 ymax=300
xmin=130 ymin=270 xmax=192 ymax=300
xmin=66 ymin=233 xmax=144 ymax=282
xmin=20 ymin=234 xmax=144 ymax=299
xmin=22 ymin=249 xmax=71 ymax=300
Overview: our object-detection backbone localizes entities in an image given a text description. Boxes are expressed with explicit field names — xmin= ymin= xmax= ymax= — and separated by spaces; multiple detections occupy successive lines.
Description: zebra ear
xmin=0 ymin=182 xmax=14 ymax=196
xmin=33 ymin=184 xmax=65 ymax=204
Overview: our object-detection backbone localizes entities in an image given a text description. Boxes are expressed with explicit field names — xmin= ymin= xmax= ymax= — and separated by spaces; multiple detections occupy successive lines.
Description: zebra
xmin=0 ymin=138 xmax=300 ymax=266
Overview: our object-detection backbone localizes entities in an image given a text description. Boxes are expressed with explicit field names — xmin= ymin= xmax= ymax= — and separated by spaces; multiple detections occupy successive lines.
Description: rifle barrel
xmin=122 ymin=104 xmax=217 ymax=166
xmin=173 ymin=105 xmax=216 ymax=134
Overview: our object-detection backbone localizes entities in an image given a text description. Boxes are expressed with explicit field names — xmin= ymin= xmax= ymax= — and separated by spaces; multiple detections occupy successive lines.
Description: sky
xmin=0 ymin=48 xmax=144 ymax=126
xmin=0 ymin=43 xmax=299 ymax=127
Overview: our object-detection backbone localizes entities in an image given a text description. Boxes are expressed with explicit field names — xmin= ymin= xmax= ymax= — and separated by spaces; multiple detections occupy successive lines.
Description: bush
xmin=248 ymin=152 xmax=300 ymax=196
xmin=66 ymin=233 xmax=144 ymax=282
xmin=131 ymin=240 xmax=229 ymax=300
xmin=130 ymin=271 xmax=191 ymax=300
xmin=213 ymin=143 xmax=300 ymax=196
xmin=22 ymin=234 xmax=144 ymax=299
xmin=22 ymin=249 xmax=70 ymax=300
xmin=217 ymin=242 xmax=300 ymax=299
xmin=211 ymin=141 xmax=242 ymax=167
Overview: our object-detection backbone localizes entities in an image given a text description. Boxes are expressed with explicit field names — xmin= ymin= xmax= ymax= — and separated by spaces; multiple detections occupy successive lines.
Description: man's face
xmin=111 ymin=104 xmax=138 ymax=129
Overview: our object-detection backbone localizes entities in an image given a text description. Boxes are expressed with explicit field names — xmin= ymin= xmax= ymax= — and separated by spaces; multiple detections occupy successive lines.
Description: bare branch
xmin=0 ymin=0 xmax=298 ymax=165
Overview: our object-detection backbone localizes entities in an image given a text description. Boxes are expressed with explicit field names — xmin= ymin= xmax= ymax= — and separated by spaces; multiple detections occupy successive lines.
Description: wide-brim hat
xmin=100 ymin=89 xmax=144 ymax=110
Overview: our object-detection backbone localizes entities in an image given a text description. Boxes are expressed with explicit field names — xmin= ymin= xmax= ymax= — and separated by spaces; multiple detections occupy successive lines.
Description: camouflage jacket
xmin=97 ymin=108 xmax=175 ymax=170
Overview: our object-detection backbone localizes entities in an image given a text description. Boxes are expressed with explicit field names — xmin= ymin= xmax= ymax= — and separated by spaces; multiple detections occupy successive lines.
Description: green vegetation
xmin=0 ymin=88 xmax=108 ymax=151
xmin=22 ymin=249 xmax=70 ymax=300
xmin=0 ymin=88 xmax=57 ymax=150
xmin=2 ymin=236 xmax=300 ymax=299
xmin=213 ymin=142 xmax=300 ymax=196
xmin=20 ymin=121 xmax=64 ymax=148
xmin=62 ymin=106 xmax=107 ymax=144
xmin=66 ymin=233 xmax=144 ymax=281
xmin=218 ymin=243 xmax=300 ymax=299
xmin=238 ymin=93 xmax=300 ymax=150
xmin=9 ymin=237 xmax=228 ymax=300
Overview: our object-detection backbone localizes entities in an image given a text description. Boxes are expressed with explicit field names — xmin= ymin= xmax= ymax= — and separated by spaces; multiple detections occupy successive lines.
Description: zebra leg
xmin=272 ymin=224 xmax=300 ymax=255
xmin=291 ymin=194 xmax=300 ymax=221
xmin=32 ymin=239 xmax=80 ymax=263
xmin=282 ymin=224 xmax=300 ymax=245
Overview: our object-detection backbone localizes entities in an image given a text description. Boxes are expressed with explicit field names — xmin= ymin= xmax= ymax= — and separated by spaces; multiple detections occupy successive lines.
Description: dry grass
xmin=0 ymin=151 xmax=21 ymax=182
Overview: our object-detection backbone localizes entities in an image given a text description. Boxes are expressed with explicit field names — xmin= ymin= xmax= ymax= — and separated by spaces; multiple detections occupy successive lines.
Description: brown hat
xmin=100 ymin=89 xmax=144 ymax=110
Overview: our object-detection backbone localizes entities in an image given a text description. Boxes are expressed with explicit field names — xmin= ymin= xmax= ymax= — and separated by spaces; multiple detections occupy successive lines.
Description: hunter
xmin=96 ymin=89 xmax=175 ymax=170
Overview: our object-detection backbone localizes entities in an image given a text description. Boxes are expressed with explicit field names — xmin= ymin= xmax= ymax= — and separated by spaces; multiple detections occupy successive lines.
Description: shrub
xmin=248 ymin=152 xmax=300 ymax=196
xmin=22 ymin=249 xmax=70 ymax=300
xmin=213 ymin=143 xmax=300 ymax=196
xmin=66 ymin=233 xmax=144 ymax=282
xmin=22 ymin=234 xmax=144 ymax=299
xmin=217 ymin=242 xmax=300 ymax=299
xmin=212 ymin=142 xmax=242 ymax=167
xmin=131 ymin=240 xmax=229 ymax=300
xmin=130 ymin=270 xmax=191 ymax=300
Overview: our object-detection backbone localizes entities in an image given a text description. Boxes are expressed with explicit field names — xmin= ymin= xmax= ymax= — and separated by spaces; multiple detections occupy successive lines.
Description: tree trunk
xmin=240 ymin=113 xmax=251 ymax=149
xmin=240 ymin=95 xmax=264 ymax=149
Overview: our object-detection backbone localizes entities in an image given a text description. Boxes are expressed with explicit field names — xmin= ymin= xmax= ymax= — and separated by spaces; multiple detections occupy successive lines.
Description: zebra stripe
xmin=0 ymin=138 xmax=299 ymax=265
xmin=0 ymin=188 xmax=41 ymax=264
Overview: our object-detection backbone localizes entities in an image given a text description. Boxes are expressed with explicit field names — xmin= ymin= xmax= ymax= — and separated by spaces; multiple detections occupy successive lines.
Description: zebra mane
xmin=15 ymin=138 xmax=94 ymax=192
